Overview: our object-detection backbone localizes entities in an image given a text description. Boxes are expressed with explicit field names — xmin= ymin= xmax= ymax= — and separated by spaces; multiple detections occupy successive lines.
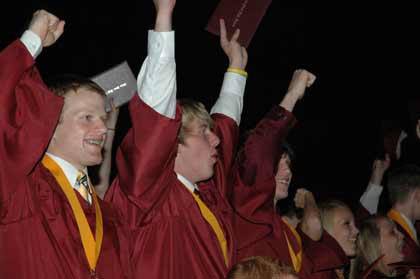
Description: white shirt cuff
xmin=210 ymin=72 xmax=247 ymax=125
xmin=20 ymin=30 xmax=42 ymax=59
xmin=137 ymin=30 xmax=176 ymax=118
xmin=360 ymin=182 xmax=383 ymax=214
xmin=147 ymin=30 xmax=175 ymax=58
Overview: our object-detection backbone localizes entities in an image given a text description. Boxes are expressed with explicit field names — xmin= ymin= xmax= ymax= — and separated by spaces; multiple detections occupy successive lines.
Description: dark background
xmin=1 ymin=1 xmax=416 ymax=204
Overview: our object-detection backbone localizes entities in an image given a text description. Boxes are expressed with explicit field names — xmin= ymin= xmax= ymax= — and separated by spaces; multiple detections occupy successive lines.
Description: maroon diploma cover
xmin=206 ymin=0 xmax=272 ymax=47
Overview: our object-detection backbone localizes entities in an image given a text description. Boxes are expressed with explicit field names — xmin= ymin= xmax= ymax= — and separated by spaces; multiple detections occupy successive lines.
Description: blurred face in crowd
xmin=275 ymin=153 xmax=292 ymax=200
xmin=48 ymin=89 xmax=107 ymax=170
xmin=175 ymin=117 xmax=220 ymax=183
xmin=378 ymin=217 xmax=404 ymax=265
xmin=329 ymin=206 xmax=359 ymax=256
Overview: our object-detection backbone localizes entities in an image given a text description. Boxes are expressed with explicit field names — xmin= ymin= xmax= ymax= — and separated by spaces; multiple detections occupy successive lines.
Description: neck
xmin=394 ymin=203 xmax=415 ymax=224
xmin=46 ymin=151 xmax=84 ymax=171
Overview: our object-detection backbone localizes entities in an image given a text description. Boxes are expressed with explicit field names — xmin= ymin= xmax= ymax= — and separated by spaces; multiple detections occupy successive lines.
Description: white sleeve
xmin=210 ymin=72 xmax=247 ymax=125
xmin=20 ymin=30 xmax=42 ymax=59
xmin=137 ymin=30 xmax=176 ymax=119
xmin=359 ymin=182 xmax=384 ymax=214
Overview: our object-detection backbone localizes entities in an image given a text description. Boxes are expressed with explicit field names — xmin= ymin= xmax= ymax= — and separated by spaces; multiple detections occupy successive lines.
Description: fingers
xmin=52 ymin=20 xmax=65 ymax=41
xmin=231 ymin=28 xmax=240 ymax=42
xmin=241 ymin=47 xmax=248 ymax=68
xmin=219 ymin=18 xmax=228 ymax=46
xmin=306 ymin=72 xmax=317 ymax=87
xmin=29 ymin=10 xmax=64 ymax=47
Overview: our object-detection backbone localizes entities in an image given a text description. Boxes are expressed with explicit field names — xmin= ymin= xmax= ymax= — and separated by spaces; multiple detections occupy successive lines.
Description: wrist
xmin=227 ymin=67 xmax=248 ymax=78
xmin=154 ymin=13 xmax=172 ymax=32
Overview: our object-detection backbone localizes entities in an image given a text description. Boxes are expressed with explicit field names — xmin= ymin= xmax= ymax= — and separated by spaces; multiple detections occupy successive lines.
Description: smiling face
xmin=275 ymin=153 xmax=292 ymax=201
xmin=47 ymin=88 xmax=107 ymax=170
xmin=175 ymin=117 xmax=220 ymax=183
xmin=328 ymin=206 xmax=359 ymax=257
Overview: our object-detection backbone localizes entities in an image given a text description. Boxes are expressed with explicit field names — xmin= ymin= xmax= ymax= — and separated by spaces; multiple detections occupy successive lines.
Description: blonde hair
xmin=319 ymin=199 xmax=350 ymax=233
xmin=349 ymin=216 xmax=390 ymax=279
xmin=178 ymin=99 xmax=213 ymax=144
xmin=227 ymin=256 xmax=297 ymax=279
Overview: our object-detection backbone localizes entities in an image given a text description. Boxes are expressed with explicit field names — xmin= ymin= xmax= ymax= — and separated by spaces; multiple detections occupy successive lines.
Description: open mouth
xmin=84 ymin=138 xmax=105 ymax=148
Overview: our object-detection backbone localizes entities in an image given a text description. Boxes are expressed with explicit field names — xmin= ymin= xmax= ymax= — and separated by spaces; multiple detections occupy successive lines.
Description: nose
xmin=208 ymin=130 xmax=220 ymax=147
xmin=96 ymin=118 xmax=108 ymax=134
xmin=352 ymin=223 xmax=359 ymax=236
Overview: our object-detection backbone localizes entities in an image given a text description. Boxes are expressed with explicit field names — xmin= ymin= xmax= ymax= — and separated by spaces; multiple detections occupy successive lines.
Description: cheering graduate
xmin=0 ymin=10 xmax=132 ymax=279
xmin=105 ymin=0 xmax=248 ymax=278
xmin=230 ymin=69 xmax=319 ymax=277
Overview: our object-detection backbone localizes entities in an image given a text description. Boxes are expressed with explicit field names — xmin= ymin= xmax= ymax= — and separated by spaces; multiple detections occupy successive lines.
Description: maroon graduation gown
xmin=106 ymin=96 xmax=238 ymax=279
xmin=299 ymin=228 xmax=349 ymax=279
xmin=229 ymin=106 xmax=302 ymax=270
xmin=0 ymin=40 xmax=132 ymax=279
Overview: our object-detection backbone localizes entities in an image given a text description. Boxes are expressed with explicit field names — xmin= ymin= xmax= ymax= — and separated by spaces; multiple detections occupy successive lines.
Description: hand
xmin=370 ymin=154 xmax=391 ymax=185
xmin=219 ymin=19 xmax=248 ymax=70
xmin=28 ymin=10 xmax=65 ymax=47
xmin=294 ymin=188 xmax=315 ymax=209
xmin=286 ymin=69 xmax=316 ymax=101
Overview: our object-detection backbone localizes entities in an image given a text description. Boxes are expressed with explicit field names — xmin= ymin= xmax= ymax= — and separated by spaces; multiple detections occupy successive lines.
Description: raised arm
xmin=294 ymin=189 xmax=322 ymax=241
xmin=231 ymin=70 xmax=315 ymax=222
xmin=110 ymin=0 xmax=180 ymax=211
xmin=136 ymin=0 xmax=177 ymax=118
xmin=0 ymin=10 xmax=64 ymax=201
xmin=359 ymin=154 xmax=390 ymax=215
xmin=210 ymin=20 xmax=248 ymax=194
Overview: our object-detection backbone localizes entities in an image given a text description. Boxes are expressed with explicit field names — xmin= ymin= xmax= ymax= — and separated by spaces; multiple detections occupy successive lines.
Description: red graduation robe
xmin=106 ymin=96 xmax=238 ymax=279
xmin=229 ymin=106 xmax=303 ymax=272
xmin=299 ymin=229 xmax=349 ymax=279
xmin=0 ymin=40 xmax=132 ymax=279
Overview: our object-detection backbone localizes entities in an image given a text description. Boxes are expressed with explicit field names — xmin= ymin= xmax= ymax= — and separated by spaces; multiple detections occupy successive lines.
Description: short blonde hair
xmin=178 ymin=99 xmax=213 ymax=144
xmin=319 ymin=199 xmax=350 ymax=233
xmin=227 ymin=256 xmax=297 ymax=279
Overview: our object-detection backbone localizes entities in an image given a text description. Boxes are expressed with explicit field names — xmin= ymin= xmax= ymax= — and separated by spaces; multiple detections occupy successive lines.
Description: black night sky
xmin=1 ymin=1 xmax=417 ymax=205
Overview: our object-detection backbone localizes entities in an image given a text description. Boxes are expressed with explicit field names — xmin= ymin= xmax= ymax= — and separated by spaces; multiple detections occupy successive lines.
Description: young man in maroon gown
xmin=0 ymin=10 xmax=132 ymax=279
xmin=105 ymin=0 xmax=249 ymax=278
xmin=229 ymin=69 xmax=319 ymax=276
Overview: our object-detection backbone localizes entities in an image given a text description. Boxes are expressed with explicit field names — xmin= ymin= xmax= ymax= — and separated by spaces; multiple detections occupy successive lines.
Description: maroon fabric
xmin=0 ymin=40 xmax=132 ymax=279
xmin=299 ymin=229 xmax=349 ymax=279
xmin=106 ymin=96 xmax=239 ymax=279
xmin=229 ymin=106 xmax=301 ymax=269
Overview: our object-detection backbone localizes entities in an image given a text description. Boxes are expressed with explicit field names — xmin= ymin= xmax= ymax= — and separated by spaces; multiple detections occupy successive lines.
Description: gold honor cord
xmin=283 ymin=221 xmax=303 ymax=272
xmin=42 ymin=155 xmax=104 ymax=274
xmin=388 ymin=209 xmax=418 ymax=245
xmin=192 ymin=192 xmax=229 ymax=266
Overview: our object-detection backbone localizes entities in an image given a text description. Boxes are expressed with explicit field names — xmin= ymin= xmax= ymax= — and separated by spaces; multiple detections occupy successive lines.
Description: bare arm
xmin=295 ymin=189 xmax=322 ymax=241
xmin=359 ymin=154 xmax=390 ymax=214
xmin=280 ymin=69 xmax=316 ymax=112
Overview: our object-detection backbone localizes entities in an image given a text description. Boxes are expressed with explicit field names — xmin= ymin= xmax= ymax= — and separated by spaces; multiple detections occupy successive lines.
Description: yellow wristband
xmin=227 ymin=67 xmax=248 ymax=78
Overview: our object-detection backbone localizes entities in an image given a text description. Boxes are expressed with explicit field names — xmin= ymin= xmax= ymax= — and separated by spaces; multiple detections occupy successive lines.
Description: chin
xmin=85 ymin=157 xmax=103 ymax=167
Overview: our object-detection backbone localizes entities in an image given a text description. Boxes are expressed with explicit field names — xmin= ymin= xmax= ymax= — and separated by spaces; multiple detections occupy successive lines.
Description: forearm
xmin=359 ymin=182 xmax=383 ymax=214
xmin=279 ymin=91 xmax=299 ymax=113
xmin=137 ymin=31 xmax=176 ymax=118
xmin=210 ymin=72 xmax=247 ymax=125
xmin=300 ymin=204 xmax=323 ymax=241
